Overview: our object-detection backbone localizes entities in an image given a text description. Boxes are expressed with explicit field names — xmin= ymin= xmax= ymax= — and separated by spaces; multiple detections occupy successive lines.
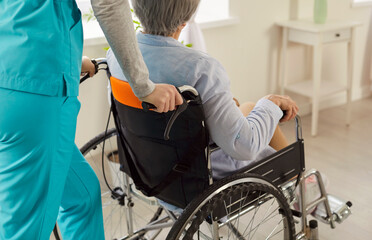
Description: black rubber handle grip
xmin=142 ymin=102 xmax=157 ymax=111
xmin=281 ymin=110 xmax=287 ymax=120
xmin=80 ymin=73 xmax=90 ymax=84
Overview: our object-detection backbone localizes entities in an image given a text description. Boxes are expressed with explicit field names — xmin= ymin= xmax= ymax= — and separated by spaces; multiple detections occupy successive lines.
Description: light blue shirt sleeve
xmin=188 ymin=57 xmax=283 ymax=161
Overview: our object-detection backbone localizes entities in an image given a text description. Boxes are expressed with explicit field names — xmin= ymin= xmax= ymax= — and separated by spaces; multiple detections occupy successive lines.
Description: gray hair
xmin=132 ymin=0 xmax=200 ymax=36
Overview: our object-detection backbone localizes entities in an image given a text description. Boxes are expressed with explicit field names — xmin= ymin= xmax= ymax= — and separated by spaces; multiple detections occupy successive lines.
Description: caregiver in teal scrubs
xmin=0 ymin=0 xmax=182 ymax=239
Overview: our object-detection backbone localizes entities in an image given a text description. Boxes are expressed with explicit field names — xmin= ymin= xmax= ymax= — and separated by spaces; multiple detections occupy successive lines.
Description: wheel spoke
xmin=265 ymin=218 xmax=285 ymax=240
xmin=244 ymin=191 xmax=263 ymax=239
xmin=249 ymin=197 xmax=277 ymax=239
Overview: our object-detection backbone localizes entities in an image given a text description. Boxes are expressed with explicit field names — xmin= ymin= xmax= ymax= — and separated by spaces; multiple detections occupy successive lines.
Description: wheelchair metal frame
xmin=71 ymin=58 xmax=352 ymax=240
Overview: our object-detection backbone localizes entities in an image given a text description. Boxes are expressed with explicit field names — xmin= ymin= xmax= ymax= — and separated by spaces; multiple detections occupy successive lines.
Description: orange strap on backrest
xmin=110 ymin=76 xmax=143 ymax=109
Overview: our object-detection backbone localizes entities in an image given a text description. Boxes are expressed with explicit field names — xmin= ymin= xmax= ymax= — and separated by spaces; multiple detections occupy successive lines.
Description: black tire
xmin=167 ymin=173 xmax=295 ymax=240
xmin=54 ymin=128 xmax=166 ymax=240
xmin=80 ymin=128 xmax=118 ymax=155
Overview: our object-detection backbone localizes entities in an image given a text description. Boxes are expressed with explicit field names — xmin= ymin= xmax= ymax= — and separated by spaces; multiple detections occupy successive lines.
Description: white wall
xmin=203 ymin=0 xmax=372 ymax=107
xmin=76 ymin=0 xmax=372 ymax=146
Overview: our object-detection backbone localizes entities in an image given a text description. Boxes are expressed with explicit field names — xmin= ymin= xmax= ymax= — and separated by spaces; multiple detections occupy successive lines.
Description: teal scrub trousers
xmin=0 ymin=87 xmax=104 ymax=239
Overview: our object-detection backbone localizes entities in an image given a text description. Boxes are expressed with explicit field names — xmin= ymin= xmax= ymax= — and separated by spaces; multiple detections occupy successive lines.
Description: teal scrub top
xmin=0 ymin=0 xmax=83 ymax=96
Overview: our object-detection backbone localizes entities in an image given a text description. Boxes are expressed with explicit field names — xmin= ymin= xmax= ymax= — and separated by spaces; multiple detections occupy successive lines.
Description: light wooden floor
xmin=281 ymin=96 xmax=372 ymax=240
xmin=51 ymin=97 xmax=372 ymax=239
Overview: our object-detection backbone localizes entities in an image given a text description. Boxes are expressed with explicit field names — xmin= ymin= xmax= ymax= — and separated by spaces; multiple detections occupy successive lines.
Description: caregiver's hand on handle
xmin=264 ymin=94 xmax=299 ymax=122
xmin=141 ymin=84 xmax=183 ymax=113
xmin=81 ymin=56 xmax=97 ymax=78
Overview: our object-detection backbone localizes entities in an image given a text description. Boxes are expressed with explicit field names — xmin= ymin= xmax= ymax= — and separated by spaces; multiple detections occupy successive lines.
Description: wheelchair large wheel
xmin=167 ymin=173 xmax=295 ymax=240
xmin=80 ymin=128 xmax=167 ymax=240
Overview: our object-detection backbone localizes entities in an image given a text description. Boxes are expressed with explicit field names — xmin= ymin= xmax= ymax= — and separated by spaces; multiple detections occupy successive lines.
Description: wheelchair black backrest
xmin=110 ymin=77 xmax=209 ymax=209
xmin=109 ymin=76 xmax=306 ymax=209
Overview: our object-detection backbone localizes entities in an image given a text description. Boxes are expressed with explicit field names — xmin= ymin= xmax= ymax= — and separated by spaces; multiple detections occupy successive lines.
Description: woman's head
xmin=132 ymin=0 xmax=200 ymax=36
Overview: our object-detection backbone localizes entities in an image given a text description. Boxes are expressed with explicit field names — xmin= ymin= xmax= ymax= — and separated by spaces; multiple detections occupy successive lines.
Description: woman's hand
xmin=81 ymin=56 xmax=96 ymax=78
xmin=263 ymin=94 xmax=299 ymax=122
xmin=141 ymin=84 xmax=183 ymax=113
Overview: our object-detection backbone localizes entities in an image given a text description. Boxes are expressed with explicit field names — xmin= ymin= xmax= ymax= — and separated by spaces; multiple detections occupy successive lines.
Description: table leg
xmin=346 ymin=27 xmax=356 ymax=126
xmin=279 ymin=28 xmax=288 ymax=95
xmin=312 ymin=43 xmax=323 ymax=137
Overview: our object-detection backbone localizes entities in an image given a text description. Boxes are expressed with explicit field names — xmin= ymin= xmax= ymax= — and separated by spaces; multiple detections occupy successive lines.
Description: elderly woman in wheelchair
xmin=107 ymin=0 xmax=299 ymax=178
xmin=77 ymin=0 xmax=353 ymax=239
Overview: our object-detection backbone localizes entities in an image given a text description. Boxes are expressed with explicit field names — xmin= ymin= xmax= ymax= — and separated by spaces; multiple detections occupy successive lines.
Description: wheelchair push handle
xmin=141 ymin=102 xmax=157 ymax=111
xmin=80 ymin=73 xmax=91 ymax=83
xmin=295 ymin=115 xmax=303 ymax=140
xmin=281 ymin=110 xmax=303 ymax=141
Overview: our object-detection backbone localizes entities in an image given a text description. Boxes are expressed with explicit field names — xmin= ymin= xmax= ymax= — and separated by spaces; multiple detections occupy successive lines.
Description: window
xmin=77 ymin=0 xmax=230 ymax=24
xmin=76 ymin=0 xmax=233 ymax=43
xmin=195 ymin=0 xmax=229 ymax=23
xmin=352 ymin=0 xmax=372 ymax=7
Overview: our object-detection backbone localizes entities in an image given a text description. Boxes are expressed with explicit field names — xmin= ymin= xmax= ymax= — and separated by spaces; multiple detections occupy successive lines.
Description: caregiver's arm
xmin=91 ymin=0 xmax=182 ymax=112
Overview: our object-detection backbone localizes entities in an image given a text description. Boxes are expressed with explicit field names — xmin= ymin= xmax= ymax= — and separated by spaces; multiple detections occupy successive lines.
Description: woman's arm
xmin=91 ymin=0 xmax=152 ymax=97
xmin=91 ymin=0 xmax=182 ymax=112
xmin=192 ymin=58 xmax=296 ymax=160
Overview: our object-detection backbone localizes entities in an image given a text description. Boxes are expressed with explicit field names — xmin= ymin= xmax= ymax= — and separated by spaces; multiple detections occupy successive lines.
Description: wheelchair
xmin=54 ymin=58 xmax=352 ymax=240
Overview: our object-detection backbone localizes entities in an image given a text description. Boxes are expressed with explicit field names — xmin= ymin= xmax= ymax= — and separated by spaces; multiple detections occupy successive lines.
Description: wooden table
xmin=276 ymin=19 xmax=362 ymax=136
